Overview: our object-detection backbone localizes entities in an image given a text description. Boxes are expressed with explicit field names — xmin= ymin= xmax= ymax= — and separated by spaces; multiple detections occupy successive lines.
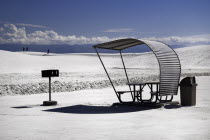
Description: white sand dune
xmin=0 ymin=50 xmax=101 ymax=74
xmin=0 ymin=45 xmax=210 ymax=139
xmin=0 ymin=45 xmax=210 ymax=95
xmin=177 ymin=45 xmax=210 ymax=69
xmin=0 ymin=45 xmax=210 ymax=74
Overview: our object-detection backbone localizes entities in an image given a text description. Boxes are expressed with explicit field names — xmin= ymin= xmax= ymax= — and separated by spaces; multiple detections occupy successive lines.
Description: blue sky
xmin=0 ymin=0 xmax=210 ymax=45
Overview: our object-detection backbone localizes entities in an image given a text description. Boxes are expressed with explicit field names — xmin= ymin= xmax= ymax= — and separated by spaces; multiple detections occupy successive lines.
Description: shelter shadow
xmin=44 ymin=104 xmax=161 ymax=114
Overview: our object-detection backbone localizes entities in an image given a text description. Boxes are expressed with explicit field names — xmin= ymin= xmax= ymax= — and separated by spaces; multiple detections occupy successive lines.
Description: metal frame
xmin=119 ymin=51 xmax=134 ymax=100
xmin=94 ymin=48 xmax=120 ymax=101
xmin=93 ymin=38 xmax=181 ymax=103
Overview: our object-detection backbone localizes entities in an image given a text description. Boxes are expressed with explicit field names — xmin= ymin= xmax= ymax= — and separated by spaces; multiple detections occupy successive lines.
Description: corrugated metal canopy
xmin=93 ymin=38 xmax=143 ymax=50
xmin=93 ymin=38 xmax=181 ymax=96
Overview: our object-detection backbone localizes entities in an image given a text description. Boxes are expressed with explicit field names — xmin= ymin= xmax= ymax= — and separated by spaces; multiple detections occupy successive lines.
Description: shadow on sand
xmin=12 ymin=104 xmax=46 ymax=109
xmin=12 ymin=106 xmax=32 ymax=109
xmin=163 ymin=101 xmax=181 ymax=109
xmin=44 ymin=103 xmax=162 ymax=114
xmin=164 ymin=104 xmax=181 ymax=109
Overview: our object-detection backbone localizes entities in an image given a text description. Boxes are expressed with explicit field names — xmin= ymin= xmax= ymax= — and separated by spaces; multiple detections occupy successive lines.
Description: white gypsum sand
xmin=0 ymin=76 xmax=209 ymax=140
xmin=0 ymin=45 xmax=210 ymax=95
xmin=0 ymin=45 xmax=210 ymax=140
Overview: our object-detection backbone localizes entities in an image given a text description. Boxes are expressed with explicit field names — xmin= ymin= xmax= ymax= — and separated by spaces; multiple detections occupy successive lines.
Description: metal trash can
xmin=179 ymin=77 xmax=197 ymax=106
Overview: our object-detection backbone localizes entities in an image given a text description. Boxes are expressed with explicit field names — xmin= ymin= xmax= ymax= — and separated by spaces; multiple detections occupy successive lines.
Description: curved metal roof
xmin=93 ymin=38 xmax=181 ymax=96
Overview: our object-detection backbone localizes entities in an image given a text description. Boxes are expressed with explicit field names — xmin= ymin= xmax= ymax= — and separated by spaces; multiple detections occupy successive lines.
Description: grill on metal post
xmin=41 ymin=69 xmax=59 ymax=106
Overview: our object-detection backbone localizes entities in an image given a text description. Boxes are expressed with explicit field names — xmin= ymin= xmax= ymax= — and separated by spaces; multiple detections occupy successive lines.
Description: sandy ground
xmin=0 ymin=76 xmax=209 ymax=140
xmin=0 ymin=45 xmax=210 ymax=95
xmin=0 ymin=45 xmax=210 ymax=139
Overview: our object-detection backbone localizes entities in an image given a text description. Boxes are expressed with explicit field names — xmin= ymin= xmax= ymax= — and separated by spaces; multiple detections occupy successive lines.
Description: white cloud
xmin=142 ymin=34 xmax=210 ymax=45
xmin=0 ymin=21 xmax=49 ymax=29
xmin=0 ymin=27 xmax=3 ymax=32
xmin=0 ymin=24 xmax=119 ymax=45
xmin=103 ymin=28 xmax=134 ymax=33
xmin=16 ymin=23 xmax=49 ymax=29
xmin=0 ymin=24 xmax=210 ymax=45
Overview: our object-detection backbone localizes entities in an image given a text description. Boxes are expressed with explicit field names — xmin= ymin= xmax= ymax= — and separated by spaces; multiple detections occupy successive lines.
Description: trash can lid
xmin=179 ymin=77 xmax=197 ymax=86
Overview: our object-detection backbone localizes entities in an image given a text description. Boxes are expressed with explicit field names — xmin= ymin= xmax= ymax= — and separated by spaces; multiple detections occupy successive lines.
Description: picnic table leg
xmin=157 ymin=83 xmax=159 ymax=98
xmin=132 ymin=85 xmax=136 ymax=102
xmin=118 ymin=93 xmax=123 ymax=103
xmin=148 ymin=83 xmax=158 ymax=103
xmin=140 ymin=84 xmax=153 ymax=103
xmin=148 ymin=84 xmax=158 ymax=103
xmin=137 ymin=85 xmax=141 ymax=102
xmin=149 ymin=84 xmax=154 ymax=101
xmin=140 ymin=85 xmax=143 ymax=102
xmin=153 ymin=84 xmax=159 ymax=103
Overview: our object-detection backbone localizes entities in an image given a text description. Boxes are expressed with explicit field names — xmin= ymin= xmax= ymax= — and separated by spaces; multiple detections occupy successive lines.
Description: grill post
xmin=41 ymin=69 xmax=59 ymax=106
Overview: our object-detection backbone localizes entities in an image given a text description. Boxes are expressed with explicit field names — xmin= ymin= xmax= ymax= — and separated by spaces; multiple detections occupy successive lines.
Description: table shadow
xmin=44 ymin=103 xmax=162 ymax=114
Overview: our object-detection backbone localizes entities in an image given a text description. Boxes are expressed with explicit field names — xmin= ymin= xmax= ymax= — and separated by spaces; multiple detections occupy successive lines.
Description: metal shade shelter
xmin=93 ymin=38 xmax=181 ymax=103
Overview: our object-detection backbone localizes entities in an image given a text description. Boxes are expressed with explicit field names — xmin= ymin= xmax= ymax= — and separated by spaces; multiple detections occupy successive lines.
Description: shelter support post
xmin=94 ymin=48 xmax=120 ymax=100
xmin=119 ymin=51 xmax=134 ymax=100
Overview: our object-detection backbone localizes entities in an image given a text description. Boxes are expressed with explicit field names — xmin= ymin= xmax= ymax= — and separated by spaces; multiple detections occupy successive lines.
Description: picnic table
xmin=117 ymin=81 xmax=173 ymax=104
xmin=127 ymin=82 xmax=160 ymax=103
